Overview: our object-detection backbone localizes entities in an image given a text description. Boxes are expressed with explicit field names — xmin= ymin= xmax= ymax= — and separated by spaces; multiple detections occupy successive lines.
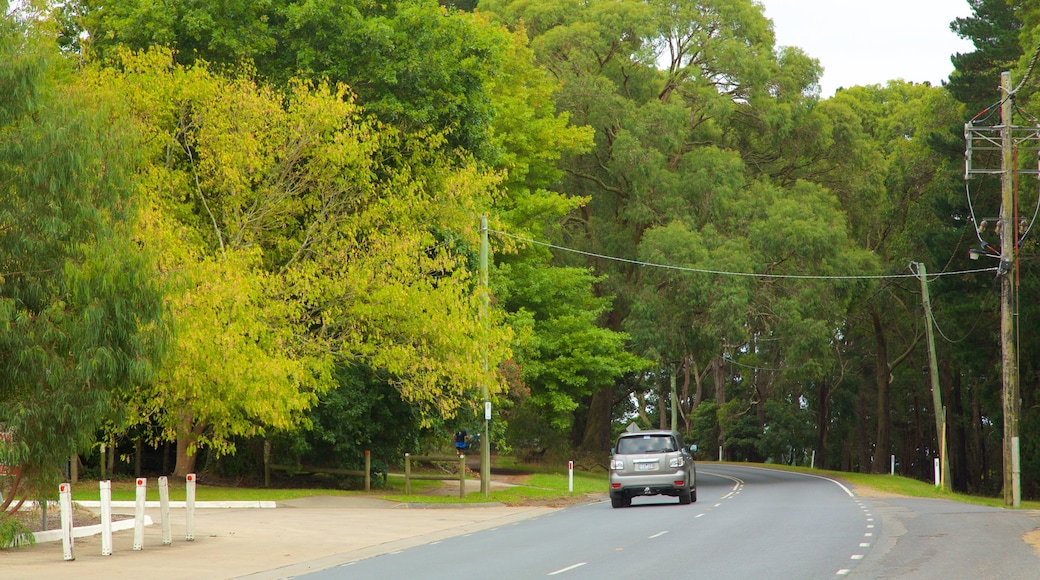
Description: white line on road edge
xmin=649 ymin=531 xmax=668 ymax=539
xmin=548 ymin=562 xmax=587 ymax=575
xmin=716 ymin=464 xmax=855 ymax=497
xmin=701 ymin=470 xmax=744 ymax=493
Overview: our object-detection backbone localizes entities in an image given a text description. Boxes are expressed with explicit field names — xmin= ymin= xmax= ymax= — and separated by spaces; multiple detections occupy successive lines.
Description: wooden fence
xmin=404 ymin=453 xmax=466 ymax=498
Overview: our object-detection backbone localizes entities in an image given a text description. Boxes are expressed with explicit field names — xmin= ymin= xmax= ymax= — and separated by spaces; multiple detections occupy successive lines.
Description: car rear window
xmin=617 ymin=435 xmax=677 ymax=454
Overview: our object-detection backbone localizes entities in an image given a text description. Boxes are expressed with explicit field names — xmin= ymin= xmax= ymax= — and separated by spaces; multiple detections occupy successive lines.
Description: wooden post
xmin=405 ymin=453 xmax=411 ymax=495
xmin=365 ymin=450 xmax=371 ymax=492
xmin=459 ymin=454 xmax=466 ymax=499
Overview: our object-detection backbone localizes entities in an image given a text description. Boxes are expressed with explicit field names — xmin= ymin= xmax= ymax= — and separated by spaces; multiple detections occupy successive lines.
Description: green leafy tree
xmin=0 ymin=12 xmax=165 ymax=507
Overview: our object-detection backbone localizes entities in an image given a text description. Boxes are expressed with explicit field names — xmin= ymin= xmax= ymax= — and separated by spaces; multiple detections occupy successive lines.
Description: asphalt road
xmin=301 ymin=464 xmax=876 ymax=579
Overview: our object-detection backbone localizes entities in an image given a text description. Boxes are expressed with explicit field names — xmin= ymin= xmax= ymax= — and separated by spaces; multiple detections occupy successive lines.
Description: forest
xmin=2 ymin=0 xmax=1040 ymax=515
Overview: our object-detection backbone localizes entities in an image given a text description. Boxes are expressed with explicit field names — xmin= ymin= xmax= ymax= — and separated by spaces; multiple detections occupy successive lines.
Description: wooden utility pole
xmin=916 ymin=262 xmax=949 ymax=491
xmin=479 ymin=215 xmax=491 ymax=498
xmin=998 ymin=71 xmax=1020 ymax=507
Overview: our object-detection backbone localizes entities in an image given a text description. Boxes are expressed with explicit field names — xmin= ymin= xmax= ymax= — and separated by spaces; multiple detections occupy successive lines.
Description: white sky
xmin=757 ymin=0 xmax=977 ymax=97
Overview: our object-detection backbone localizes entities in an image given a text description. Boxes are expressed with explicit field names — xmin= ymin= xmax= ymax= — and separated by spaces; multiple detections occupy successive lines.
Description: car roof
xmin=618 ymin=430 xmax=680 ymax=438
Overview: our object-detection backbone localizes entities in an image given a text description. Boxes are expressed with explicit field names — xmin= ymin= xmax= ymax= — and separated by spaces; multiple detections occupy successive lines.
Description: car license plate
xmin=636 ymin=462 xmax=658 ymax=471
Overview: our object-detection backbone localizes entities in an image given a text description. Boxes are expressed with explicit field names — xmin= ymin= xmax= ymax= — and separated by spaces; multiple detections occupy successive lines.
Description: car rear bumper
xmin=610 ymin=471 xmax=690 ymax=497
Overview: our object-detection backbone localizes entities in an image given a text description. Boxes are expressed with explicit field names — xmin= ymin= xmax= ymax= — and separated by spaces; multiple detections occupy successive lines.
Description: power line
xmin=490 ymin=229 xmax=999 ymax=280
xmin=1011 ymin=39 xmax=1040 ymax=95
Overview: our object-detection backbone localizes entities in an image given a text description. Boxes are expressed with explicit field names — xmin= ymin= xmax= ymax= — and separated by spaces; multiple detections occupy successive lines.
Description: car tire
xmin=678 ymin=489 xmax=691 ymax=505
xmin=690 ymin=487 xmax=697 ymax=503
xmin=611 ymin=495 xmax=626 ymax=508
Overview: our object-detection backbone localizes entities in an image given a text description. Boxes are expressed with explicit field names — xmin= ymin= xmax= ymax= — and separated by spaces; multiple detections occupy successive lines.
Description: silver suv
xmin=609 ymin=430 xmax=696 ymax=508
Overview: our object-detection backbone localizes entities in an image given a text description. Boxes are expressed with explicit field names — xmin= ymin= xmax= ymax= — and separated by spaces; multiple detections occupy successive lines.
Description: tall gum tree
xmin=0 ymin=12 xmax=165 ymax=506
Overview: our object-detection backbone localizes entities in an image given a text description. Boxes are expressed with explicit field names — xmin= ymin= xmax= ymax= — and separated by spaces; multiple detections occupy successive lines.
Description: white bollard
xmin=185 ymin=473 xmax=196 ymax=541
xmin=811 ymin=450 xmax=816 ymax=469
xmin=133 ymin=477 xmax=147 ymax=550
xmin=159 ymin=476 xmax=172 ymax=545
xmin=59 ymin=482 xmax=75 ymax=561
xmin=933 ymin=458 xmax=940 ymax=487
xmin=568 ymin=461 xmax=574 ymax=493
xmin=100 ymin=480 xmax=113 ymax=556
xmin=891 ymin=454 xmax=896 ymax=476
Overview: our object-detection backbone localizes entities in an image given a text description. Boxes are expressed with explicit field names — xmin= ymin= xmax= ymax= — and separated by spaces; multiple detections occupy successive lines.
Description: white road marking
xmin=548 ymin=562 xmax=587 ymax=576
xmin=715 ymin=464 xmax=856 ymax=497
xmin=851 ymin=555 xmax=864 ymax=560
xmin=860 ymin=543 xmax=870 ymax=547
xmin=836 ymin=569 xmax=851 ymax=575
xmin=865 ymin=532 xmax=873 ymax=537
xmin=649 ymin=531 xmax=668 ymax=539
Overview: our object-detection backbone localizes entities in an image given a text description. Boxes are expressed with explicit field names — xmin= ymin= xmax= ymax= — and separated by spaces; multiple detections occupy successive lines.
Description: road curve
xmin=302 ymin=464 xmax=874 ymax=579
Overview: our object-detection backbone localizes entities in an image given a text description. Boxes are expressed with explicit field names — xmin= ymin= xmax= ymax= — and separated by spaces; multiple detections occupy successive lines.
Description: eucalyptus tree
xmin=0 ymin=10 xmax=165 ymax=508
xmin=482 ymin=0 xmax=875 ymax=456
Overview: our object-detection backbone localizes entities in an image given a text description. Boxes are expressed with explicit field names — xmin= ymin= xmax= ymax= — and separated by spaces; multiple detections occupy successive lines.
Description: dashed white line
xmin=695 ymin=513 xmax=705 ymax=518
xmin=859 ymin=543 xmax=870 ymax=548
xmin=649 ymin=531 xmax=669 ymax=539
xmin=836 ymin=569 xmax=851 ymax=576
xmin=851 ymin=555 xmax=864 ymax=560
xmin=548 ymin=562 xmax=587 ymax=576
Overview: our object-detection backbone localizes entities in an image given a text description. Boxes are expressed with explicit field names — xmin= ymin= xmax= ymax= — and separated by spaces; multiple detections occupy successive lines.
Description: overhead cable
xmin=490 ymin=229 xmax=999 ymax=280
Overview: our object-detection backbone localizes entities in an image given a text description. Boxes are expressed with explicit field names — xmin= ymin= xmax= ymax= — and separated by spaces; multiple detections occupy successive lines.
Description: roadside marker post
xmin=100 ymin=480 xmax=113 ymax=556
xmin=133 ymin=478 xmax=146 ymax=550
xmin=568 ymin=461 xmax=574 ymax=493
xmin=58 ymin=482 xmax=74 ymax=561
xmin=186 ymin=473 xmax=196 ymax=541
xmin=159 ymin=476 xmax=172 ymax=545
xmin=933 ymin=458 xmax=940 ymax=487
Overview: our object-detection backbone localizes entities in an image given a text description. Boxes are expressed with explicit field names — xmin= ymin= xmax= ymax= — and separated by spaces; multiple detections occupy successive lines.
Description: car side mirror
xmin=690 ymin=444 xmax=698 ymax=453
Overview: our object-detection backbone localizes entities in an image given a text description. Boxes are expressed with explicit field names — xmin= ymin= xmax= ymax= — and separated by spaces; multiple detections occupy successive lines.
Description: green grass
xmin=63 ymin=460 xmax=1033 ymax=510
xmin=379 ymin=467 xmax=608 ymax=505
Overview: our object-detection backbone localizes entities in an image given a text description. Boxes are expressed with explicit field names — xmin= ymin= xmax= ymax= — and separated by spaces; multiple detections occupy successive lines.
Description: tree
xmin=0 ymin=11 xmax=165 ymax=508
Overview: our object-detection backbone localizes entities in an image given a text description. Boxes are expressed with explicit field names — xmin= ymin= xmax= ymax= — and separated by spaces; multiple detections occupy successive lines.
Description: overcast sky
xmin=757 ymin=0 xmax=977 ymax=97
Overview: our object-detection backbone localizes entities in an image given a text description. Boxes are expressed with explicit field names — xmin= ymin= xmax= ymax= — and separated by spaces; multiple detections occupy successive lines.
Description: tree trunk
xmin=856 ymin=376 xmax=873 ymax=473
xmin=174 ymin=414 xmax=205 ymax=477
xmin=134 ymin=437 xmax=143 ymax=478
xmin=817 ymin=379 xmax=829 ymax=469
xmin=659 ymin=372 xmax=668 ymax=430
xmin=713 ymin=354 xmax=726 ymax=459
xmin=580 ymin=384 xmax=615 ymax=453
xmin=870 ymin=308 xmax=890 ymax=473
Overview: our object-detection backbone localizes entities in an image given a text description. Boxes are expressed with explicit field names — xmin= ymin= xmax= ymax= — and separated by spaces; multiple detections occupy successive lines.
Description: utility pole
xmin=479 ymin=215 xmax=491 ymax=498
xmin=965 ymin=69 xmax=1040 ymax=506
xmin=998 ymin=71 xmax=1020 ymax=507
xmin=916 ymin=262 xmax=949 ymax=491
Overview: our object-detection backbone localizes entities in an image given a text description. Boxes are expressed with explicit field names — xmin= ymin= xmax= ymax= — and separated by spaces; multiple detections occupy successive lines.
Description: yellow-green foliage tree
xmin=92 ymin=50 xmax=512 ymax=474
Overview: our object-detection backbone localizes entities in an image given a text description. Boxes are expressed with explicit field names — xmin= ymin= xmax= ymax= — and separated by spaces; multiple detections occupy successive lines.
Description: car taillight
xmin=610 ymin=459 xmax=624 ymax=470
xmin=669 ymin=457 xmax=685 ymax=468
